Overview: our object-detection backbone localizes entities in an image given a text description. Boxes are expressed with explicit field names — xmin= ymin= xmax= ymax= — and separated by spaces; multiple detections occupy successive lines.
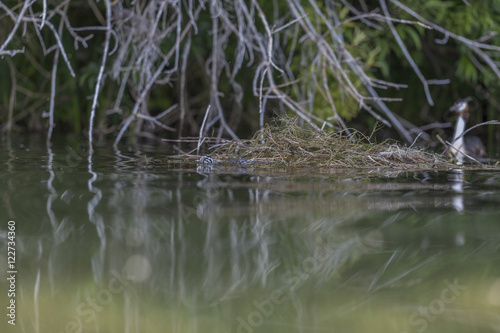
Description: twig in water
xmin=197 ymin=105 xmax=212 ymax=155
xmin=46 ymin=25 xmax=60 ymax=145
xmin=89 ymin=0 xmax=112 ymax=154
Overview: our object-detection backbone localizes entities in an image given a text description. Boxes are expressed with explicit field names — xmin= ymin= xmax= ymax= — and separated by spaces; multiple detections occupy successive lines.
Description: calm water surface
xmin=1 ymin=137 xmax=500 ymax=333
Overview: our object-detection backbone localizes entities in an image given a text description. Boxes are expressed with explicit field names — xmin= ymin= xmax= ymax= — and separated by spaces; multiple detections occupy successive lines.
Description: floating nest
xmin=167 ymin=118 xmax=498 ymax=171
xmin=202 ymin=118 xmax=456 ymax=170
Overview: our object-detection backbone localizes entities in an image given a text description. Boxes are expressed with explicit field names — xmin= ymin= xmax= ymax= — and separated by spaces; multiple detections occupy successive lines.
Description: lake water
xmin=1 ymin=137 xmax=500 ymax=333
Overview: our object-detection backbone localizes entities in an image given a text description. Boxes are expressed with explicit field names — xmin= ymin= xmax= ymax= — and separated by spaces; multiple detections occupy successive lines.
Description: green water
xmin=1 ymin=137 xmax=500 ymax=333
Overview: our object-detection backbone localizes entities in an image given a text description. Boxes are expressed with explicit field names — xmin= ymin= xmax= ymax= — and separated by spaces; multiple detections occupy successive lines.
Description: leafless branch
xmin=197 ymin=105 xmax=212 ymax=155
xmin=379 ymin=0 xmax=434 ymax=106
xmin=0 ymin=0 xmax=32 ymax=56
xmin=46 ymin=3 xmax=67 ymax=145
xmin=89 ymin=0 xmax=113 ymax=153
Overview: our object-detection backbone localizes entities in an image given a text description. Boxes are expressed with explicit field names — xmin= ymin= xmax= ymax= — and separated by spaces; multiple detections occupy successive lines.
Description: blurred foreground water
xmin=1 ymin=136 xmax=500 ymax=333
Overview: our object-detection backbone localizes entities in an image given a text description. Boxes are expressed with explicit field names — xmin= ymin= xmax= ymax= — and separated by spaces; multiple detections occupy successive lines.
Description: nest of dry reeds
xmin=205 ymin=118 xmax=456 ymax=169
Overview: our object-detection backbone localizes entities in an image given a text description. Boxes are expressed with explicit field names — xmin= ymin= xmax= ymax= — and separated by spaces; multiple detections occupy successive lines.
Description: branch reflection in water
xmin=1 ymin=139 xmax=499 ymax=332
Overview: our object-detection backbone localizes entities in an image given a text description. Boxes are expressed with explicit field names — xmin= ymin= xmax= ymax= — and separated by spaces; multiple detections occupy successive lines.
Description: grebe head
xmin=450 ymin=101 xmax=467 ymax=112
xmin=449 ymin=97 xmax=472 ymax=120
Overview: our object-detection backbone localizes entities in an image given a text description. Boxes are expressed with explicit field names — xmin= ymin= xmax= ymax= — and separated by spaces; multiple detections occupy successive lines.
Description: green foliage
xmin=456 ymin=55 xmax=478 ymax=83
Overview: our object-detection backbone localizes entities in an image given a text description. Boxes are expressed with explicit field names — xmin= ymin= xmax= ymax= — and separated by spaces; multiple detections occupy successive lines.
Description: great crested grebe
xmin=449 ymin=98 xmax=486 ymax=164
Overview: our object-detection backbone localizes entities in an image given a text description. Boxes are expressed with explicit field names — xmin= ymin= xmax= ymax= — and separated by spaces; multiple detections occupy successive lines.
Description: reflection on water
xmin=0 ymin=138 xmax=500 ymax=333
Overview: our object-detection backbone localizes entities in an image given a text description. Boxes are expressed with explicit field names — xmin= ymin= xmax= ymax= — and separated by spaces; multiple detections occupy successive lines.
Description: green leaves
xmin=456 ymin=55 xmax=478 ymax=83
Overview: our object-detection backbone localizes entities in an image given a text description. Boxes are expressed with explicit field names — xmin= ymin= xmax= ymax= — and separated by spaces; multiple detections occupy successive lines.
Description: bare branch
xmin=0 ymin=0 xmax=32 ymax=56
xmin=46 ymin=2 xmax=68 ymax=145
xmin=113 ymin=2 xmax=204 ymax=147
xmin=197 ymin=105 xmax=212 ymax=155
xmin=89 ymin=0 xmax=113 ymax=153
xmin=379 ymin=0 xmax=434 ymax=106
